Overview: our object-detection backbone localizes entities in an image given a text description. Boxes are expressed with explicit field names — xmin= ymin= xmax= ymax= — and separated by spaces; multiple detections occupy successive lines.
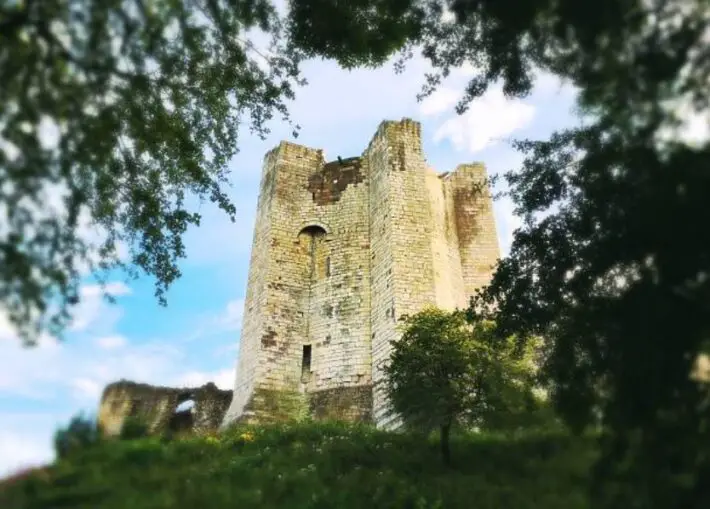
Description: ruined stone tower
xmin=221 ymin=118 xmax=500 ymax=429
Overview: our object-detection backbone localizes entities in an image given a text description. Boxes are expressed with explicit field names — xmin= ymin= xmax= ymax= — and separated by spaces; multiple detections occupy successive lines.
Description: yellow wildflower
xmin=239 ymin=431 xmax=255 ymax=442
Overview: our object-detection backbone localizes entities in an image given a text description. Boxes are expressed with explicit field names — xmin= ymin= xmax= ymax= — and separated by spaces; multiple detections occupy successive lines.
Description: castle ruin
xmin=221 ymin=118 xmax=500 ymax=429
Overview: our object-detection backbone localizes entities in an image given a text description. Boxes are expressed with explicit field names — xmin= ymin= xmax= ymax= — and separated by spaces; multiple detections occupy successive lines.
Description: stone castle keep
xmin=96 ymin=118 xmax=501 ymax=436
xmin=221 ymin=118 xmax=500 ymax=429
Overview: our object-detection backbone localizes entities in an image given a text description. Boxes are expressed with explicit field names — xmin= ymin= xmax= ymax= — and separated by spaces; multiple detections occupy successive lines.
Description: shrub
xmin=53 ymin=413 xmax=102 ymax=459
xmin=119 ymin=416 xmax=150 ymax=440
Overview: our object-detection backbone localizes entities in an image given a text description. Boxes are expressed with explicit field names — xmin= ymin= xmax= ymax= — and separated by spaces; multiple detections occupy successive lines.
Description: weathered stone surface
xmin=309 ymin=385 xmax=373 ymax=422
xmin=98 ymin=380 xmax=232 ymax=437
xmin=222 ymin=118 xmax=501 ymax=429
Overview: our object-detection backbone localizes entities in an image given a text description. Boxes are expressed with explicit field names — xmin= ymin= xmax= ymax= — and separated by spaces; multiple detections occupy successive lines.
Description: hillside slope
xmin=0 ymin=422 xmax=596 ymax=509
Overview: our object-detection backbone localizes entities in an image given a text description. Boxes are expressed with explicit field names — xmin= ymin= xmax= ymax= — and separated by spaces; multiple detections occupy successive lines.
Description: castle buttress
xmin=221 ymin=118 xmax=500 ymax=429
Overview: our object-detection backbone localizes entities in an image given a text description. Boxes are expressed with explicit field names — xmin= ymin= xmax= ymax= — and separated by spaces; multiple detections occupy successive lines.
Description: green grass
xmin=0 ymin=422 xmax=597 ymax=509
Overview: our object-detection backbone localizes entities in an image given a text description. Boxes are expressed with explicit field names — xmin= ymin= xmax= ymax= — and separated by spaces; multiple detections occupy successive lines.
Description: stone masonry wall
xmin=99 ymin=380 xmax=231 ymax=437
xmin=365 ymin=123 xmax=399 ymax=428
xmin=426 ymin=168 xmax=468 ymax=311
xmin=222 ymin=147 xmax=279 ymax=424
xmin=302 ymin=156 xmax=372 ymax=397
xmin=222 ymin=118 xmax=501 ymax=429
xmin=367 ymin=119 xmax=439 ymax=428
xmin=445 ymin=164 xmax=501 ymax=297
xmin=223 ymin=141 xmax=373 ymax=427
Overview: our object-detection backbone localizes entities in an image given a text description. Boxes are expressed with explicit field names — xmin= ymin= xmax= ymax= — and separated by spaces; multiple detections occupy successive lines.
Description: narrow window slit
xmin=301 ymin=344 xmax=312 ymax=376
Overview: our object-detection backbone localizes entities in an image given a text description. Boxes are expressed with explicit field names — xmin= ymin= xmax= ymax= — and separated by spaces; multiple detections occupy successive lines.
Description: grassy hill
xmin=0 ymin=422 xmax=596 ymax=509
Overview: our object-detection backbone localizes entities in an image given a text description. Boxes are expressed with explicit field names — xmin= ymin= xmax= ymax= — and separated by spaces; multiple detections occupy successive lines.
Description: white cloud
xmin=0 ymin=334 xmax=63 ymax=399
xmin=70 ymin=377 xmax=104 ymax=400
xmin=0 ymin=431 xmax=55 ymax=479
xmin=494 ymin=194 xmax=523 ymax=257
xmin=533 ymin=70 xmax=578 ymax=98
xmin=279 ymin=54 xmax=433 ymax=137
xmin=0 ymin=330 xmax=183 ymax=403
xmin=179 ymin=297 xmax=245 ymax=343
xmin=454 ymin=62 xmax=480 ymax=78
xmin=83 ymin=281 xmax=131 ymax=298
xmin=0 ymin=410 xmax=78 ymax=479
xmin=428 ymin=87 xmax=536 ymax=153
xmin=0 ymin=287 xmax=238 ymax=411
xmin=69 ymin=282 xmax=131 ymax=333
xmin=181 ymin=206 xmax=256 ymax=267
xmin=221 ymin=298 xmax=245 ymax=330
xmin=174 ymin=368 xmax=235 ymax=390
xmin=95 ymin=335 xmax=128 ymax=350
xmin=419 ymin=87 xmax=460 ymax=116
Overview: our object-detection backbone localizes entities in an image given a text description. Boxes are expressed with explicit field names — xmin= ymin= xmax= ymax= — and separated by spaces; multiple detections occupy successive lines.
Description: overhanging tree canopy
xmin=3 ymin=0 xmax=709 ymax=506
xmin=292 ymin=1 xmax=710 ymax=505
xmin=1 ymin=0 xmax=309 ymax=344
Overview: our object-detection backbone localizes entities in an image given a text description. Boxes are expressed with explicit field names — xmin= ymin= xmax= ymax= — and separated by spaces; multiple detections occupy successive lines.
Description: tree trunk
xmin=440 ymin=423 xmax=451 ymax=466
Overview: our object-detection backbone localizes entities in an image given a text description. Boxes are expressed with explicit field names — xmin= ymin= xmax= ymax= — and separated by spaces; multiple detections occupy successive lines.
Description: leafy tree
xmin=54 ymin=412 xmax=102 ymax=459
xmin=441 ymin=2 xmax=710 ymax=507
xmin=288 ymin=1 xmax=708 ymax=505
xmin=4 ymin=2 xmax=709 ymax=502
xmin=0 ymin=0 xmax=451 ymax=347
xmin=0 ymin=0 xmax=307 ymax=345
xmin=383 ymin=307 xmax=541 ymax=464
xmin=473 ymin=335 xmax=561 ymax=436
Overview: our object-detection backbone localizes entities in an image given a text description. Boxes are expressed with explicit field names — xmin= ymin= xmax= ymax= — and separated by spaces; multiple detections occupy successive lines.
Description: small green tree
xmin=383 ymin=307 xmax=471 ymax=465
xmin=383 ymin=307 xmax=543 ymax=464
xmin=53 ymin=413 xmax=102 ymax=459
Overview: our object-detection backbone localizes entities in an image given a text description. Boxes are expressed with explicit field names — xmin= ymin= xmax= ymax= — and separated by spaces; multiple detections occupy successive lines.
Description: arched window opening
xmin=297 ymin=225 xmax=328 ymax=280
xmin=175 ymin=399 xmax=195 ymax=413
xmin=298 ymin=224 xmax=327 ymax=238
xmin=169 ymin=397 xmax=195 ymax=432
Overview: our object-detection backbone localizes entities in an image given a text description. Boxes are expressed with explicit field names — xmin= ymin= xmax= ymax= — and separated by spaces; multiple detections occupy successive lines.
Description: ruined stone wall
xmin=98 ymin=380 xmax=231 ymax=437
xmin=223 ymin=118 xmax=500 ymax=429
xmin=445 ymin=164 xmax=501 ymax=297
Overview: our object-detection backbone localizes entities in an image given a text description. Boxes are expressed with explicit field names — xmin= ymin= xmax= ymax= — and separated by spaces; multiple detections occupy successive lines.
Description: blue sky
xmin=0 ymin=53 xmax=581 ymax=476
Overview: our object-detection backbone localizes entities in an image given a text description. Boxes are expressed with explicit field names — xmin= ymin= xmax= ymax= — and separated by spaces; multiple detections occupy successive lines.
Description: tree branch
xmin=0 ymin=0 xmax=33 ymax=35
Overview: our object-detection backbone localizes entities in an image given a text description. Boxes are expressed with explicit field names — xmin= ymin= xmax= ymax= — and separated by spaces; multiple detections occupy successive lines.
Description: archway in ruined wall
xmin=169 ymin=396 xmax=195 ymax=432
